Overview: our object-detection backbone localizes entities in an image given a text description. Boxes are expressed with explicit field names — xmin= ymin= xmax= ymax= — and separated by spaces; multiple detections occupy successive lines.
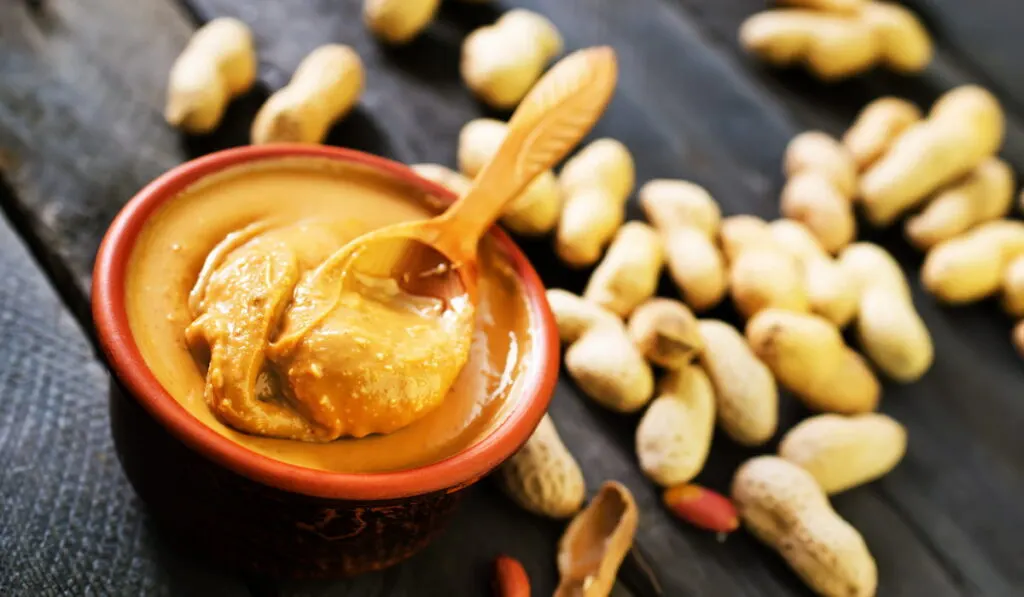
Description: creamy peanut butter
xmin=126 ymin=158 xmax=532 ymax=473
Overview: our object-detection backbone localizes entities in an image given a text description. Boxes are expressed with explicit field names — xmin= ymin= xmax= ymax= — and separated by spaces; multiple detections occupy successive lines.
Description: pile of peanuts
xmin=525 ymin=83 xmax=1019 ymax=597
xmin=163 ymin=4 xmax=1024 ymax=597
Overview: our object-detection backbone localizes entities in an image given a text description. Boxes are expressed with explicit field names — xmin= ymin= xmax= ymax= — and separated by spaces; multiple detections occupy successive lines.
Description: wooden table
xmin=1 ymin=0 xmax=1022 ymax=595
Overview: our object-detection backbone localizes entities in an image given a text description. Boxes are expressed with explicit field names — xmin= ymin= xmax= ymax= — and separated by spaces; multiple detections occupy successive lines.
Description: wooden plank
xmin=0 ymin=2 xmax=253 ymax=594
xmin=903 ymin=0 xmax=1024 ymax=112
xmin=0 ymin=0 xmax=1021 ymax=594
xmin=0 ymin=198 xmax=250 ymax=597
xmin=868 ymin=306 xmax=1024 ymax=594
xmin=0 ymin=0 xmax=254 ymax=304
xmin=178 ymin=0 xmax=992 ymax=595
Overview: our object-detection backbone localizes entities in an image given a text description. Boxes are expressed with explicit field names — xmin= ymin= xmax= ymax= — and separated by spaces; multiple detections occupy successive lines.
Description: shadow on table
xmin=371 ymin=0 xmax=523 ymax=120
xmin=324 ymin=107 xmax=395 ymax=159
xmin=377 ymin=28 xmax=463 ymax=88
xmin=172 ymin=87 xmax=395 ymax=161
xmin=177 ymin=86 xmax=270 ymax=159
xmin=139 ymin=502 xmax=256 ymax=597
xmin=252 ymin=483 xmax=563 ymax=596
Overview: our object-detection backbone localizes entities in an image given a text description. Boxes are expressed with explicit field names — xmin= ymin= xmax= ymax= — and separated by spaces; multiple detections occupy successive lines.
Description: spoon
xmin=330 ymin=46 xmax=618 ymax=305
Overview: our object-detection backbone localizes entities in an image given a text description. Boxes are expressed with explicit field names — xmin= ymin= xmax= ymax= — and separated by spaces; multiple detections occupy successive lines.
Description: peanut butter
xmin=126 ymin=158 xmax=532 ymax=473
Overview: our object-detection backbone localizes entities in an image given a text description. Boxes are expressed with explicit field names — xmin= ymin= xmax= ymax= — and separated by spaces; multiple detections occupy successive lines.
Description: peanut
xmin=697 ymin=320 xmax=778 ymax=446
xmin=627 ymin=298 xmax=702 ymax=368
xmin=779 ymin=413 xmax=907 ymax=494
xmin=856 ymin=285 xmax=933 ymax=382
xmin=458 ymin=119 xmax=562 ymax=235
xmin=722 ymin=215 xmax=809 ymax=319
xmin=666 ymin=230 xmax=729 ymax=313
xmin=838 ymin=242 xmax=933 ymax=381
xmin=741 ymin=11 xmax=877 ymax=80
xmin=732 ymin=456 xmax=877 ymax=597
xmin=836 ymin=241 xmax=909 ymax=298
xmin=746 ymin=309 xmax=880 ymax=414
xmin=566 ymin=325 xmax=655 ymax=413
xmin=719 ymin=214 xmax=772 ymax=262
xmin=411 ymin=163 xmax=472 ymax=197
xmin=640 ymin=179 xmax=720 ymax=237
xmin=781 ymin=174 xmax=855 ymax=255
xmin=781 ymin=132 xmax=857 ymax=253
xmin=860 ymin=1 xmax=934 ymax=72
xmin=559 ymin=138 xmax=635 ymax=204
xmin=251 ymin=45 xmax=364 ymax=144
xmin=583 ymin=222 xmax=664 ymax=317
xmin=730 ymin=250 xmax=810 ymax=319
xmin=556 ymin=139 xmax=636 ymax=267
xmin=784 ymin=131 xmax=858 ymax=197
xmin=861 ymin=85 xmax=1004 ymax=226
xmin=905 ymin=157 xmax=1015 ymax=250
xmin=769 ymin=219 xmax=858 ymax=327
xmin=1001 ymin=255 xmax=1024 ymax=317
xmin=635 ymin=364 xmax=715 ymax=487
xmin=778 ymin=0 xmax=866 ymax=13
xmin=548 ymin=290 xmax=655 ymax=413
xmin=556 ymin=482 xmax=638 ymax=597
xmin=922 ymin=220 xmax=1024 ymax=304
xmin=493 ymin=555 xmax=530 ymax=597
xmin=842 ymin=97 xmax=921 ymax=170
xmin=165 ymin=18 xmax=256 ymax=134
xmin=739 ymin=2 xmax=931 ymax=81
xmin=546 ymin=288 xmax=620 ymax=344
xmin=364 ymin=0 xmax=440 ymax=44
xmin=639 ymin=180 xmax=727 ymax=311
xmin=497 ymin=414 xmax=585 ymax=519
xmin=461 ymin=10 xmax=563 ymax=109
xmin=662 ymin=483 xmax=739 ymax=534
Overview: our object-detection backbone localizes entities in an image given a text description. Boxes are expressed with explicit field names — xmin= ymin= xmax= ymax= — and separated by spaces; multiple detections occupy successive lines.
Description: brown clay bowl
xmin=91 ymin=145 xmax=559 ymax=579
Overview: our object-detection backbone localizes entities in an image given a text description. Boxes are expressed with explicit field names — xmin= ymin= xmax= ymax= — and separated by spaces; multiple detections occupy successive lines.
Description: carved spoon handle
xmin=436 ymin=46 xmax=618 ymax=259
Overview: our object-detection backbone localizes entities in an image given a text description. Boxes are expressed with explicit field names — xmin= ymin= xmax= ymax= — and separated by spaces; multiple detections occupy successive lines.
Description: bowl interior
xmin=92 ymin=144 xmax=559 ymax=501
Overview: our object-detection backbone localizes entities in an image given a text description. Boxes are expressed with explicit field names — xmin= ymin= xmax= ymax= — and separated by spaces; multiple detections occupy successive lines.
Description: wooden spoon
xmin=329 ymin=46 xmax=618 ymax=305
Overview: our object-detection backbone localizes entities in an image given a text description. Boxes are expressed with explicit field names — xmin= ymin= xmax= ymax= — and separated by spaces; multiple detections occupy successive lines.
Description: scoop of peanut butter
xmin=185 ymin=220 xmax=474 ymax=442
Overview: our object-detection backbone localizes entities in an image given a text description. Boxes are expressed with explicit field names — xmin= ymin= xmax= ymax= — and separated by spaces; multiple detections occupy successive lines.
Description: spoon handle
xmin=441 ymin=46 xmax=618 ymax=256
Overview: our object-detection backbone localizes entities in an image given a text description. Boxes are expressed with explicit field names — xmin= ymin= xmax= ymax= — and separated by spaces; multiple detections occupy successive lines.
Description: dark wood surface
xmin=1 ymin=0 xmax=1022 ymax=595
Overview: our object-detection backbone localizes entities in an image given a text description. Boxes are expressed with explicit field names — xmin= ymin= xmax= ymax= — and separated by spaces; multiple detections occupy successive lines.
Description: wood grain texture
xmin=0 ymin=0 xmax=1023 ymax=594
xmin=0 ymin=212 xmax=250 ymax=597
xmin=0 ymin=0 xmax=258 ymax=308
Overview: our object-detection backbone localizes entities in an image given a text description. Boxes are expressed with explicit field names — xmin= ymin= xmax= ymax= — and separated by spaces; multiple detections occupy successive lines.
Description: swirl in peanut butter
xmin=126 ymin=159 xmax=529 ymax=473
xmin=185 ymin=218 xmax=473 ymax=441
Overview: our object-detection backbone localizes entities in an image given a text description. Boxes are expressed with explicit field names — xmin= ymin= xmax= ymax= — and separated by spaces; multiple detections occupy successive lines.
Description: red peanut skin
xmin=663 ymin=483 xmax=739 ymax=533
xmin=494 ymin=554 xmax=531 ymax=597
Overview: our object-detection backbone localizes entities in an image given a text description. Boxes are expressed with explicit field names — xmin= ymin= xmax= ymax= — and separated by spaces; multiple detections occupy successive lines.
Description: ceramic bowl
xmin=92 ymin=145 xmax=558 ymax=578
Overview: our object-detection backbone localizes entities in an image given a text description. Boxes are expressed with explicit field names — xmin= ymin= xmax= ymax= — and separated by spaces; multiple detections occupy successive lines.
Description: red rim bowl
xmin=92 ymin=144 xmax=559 ymax=502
